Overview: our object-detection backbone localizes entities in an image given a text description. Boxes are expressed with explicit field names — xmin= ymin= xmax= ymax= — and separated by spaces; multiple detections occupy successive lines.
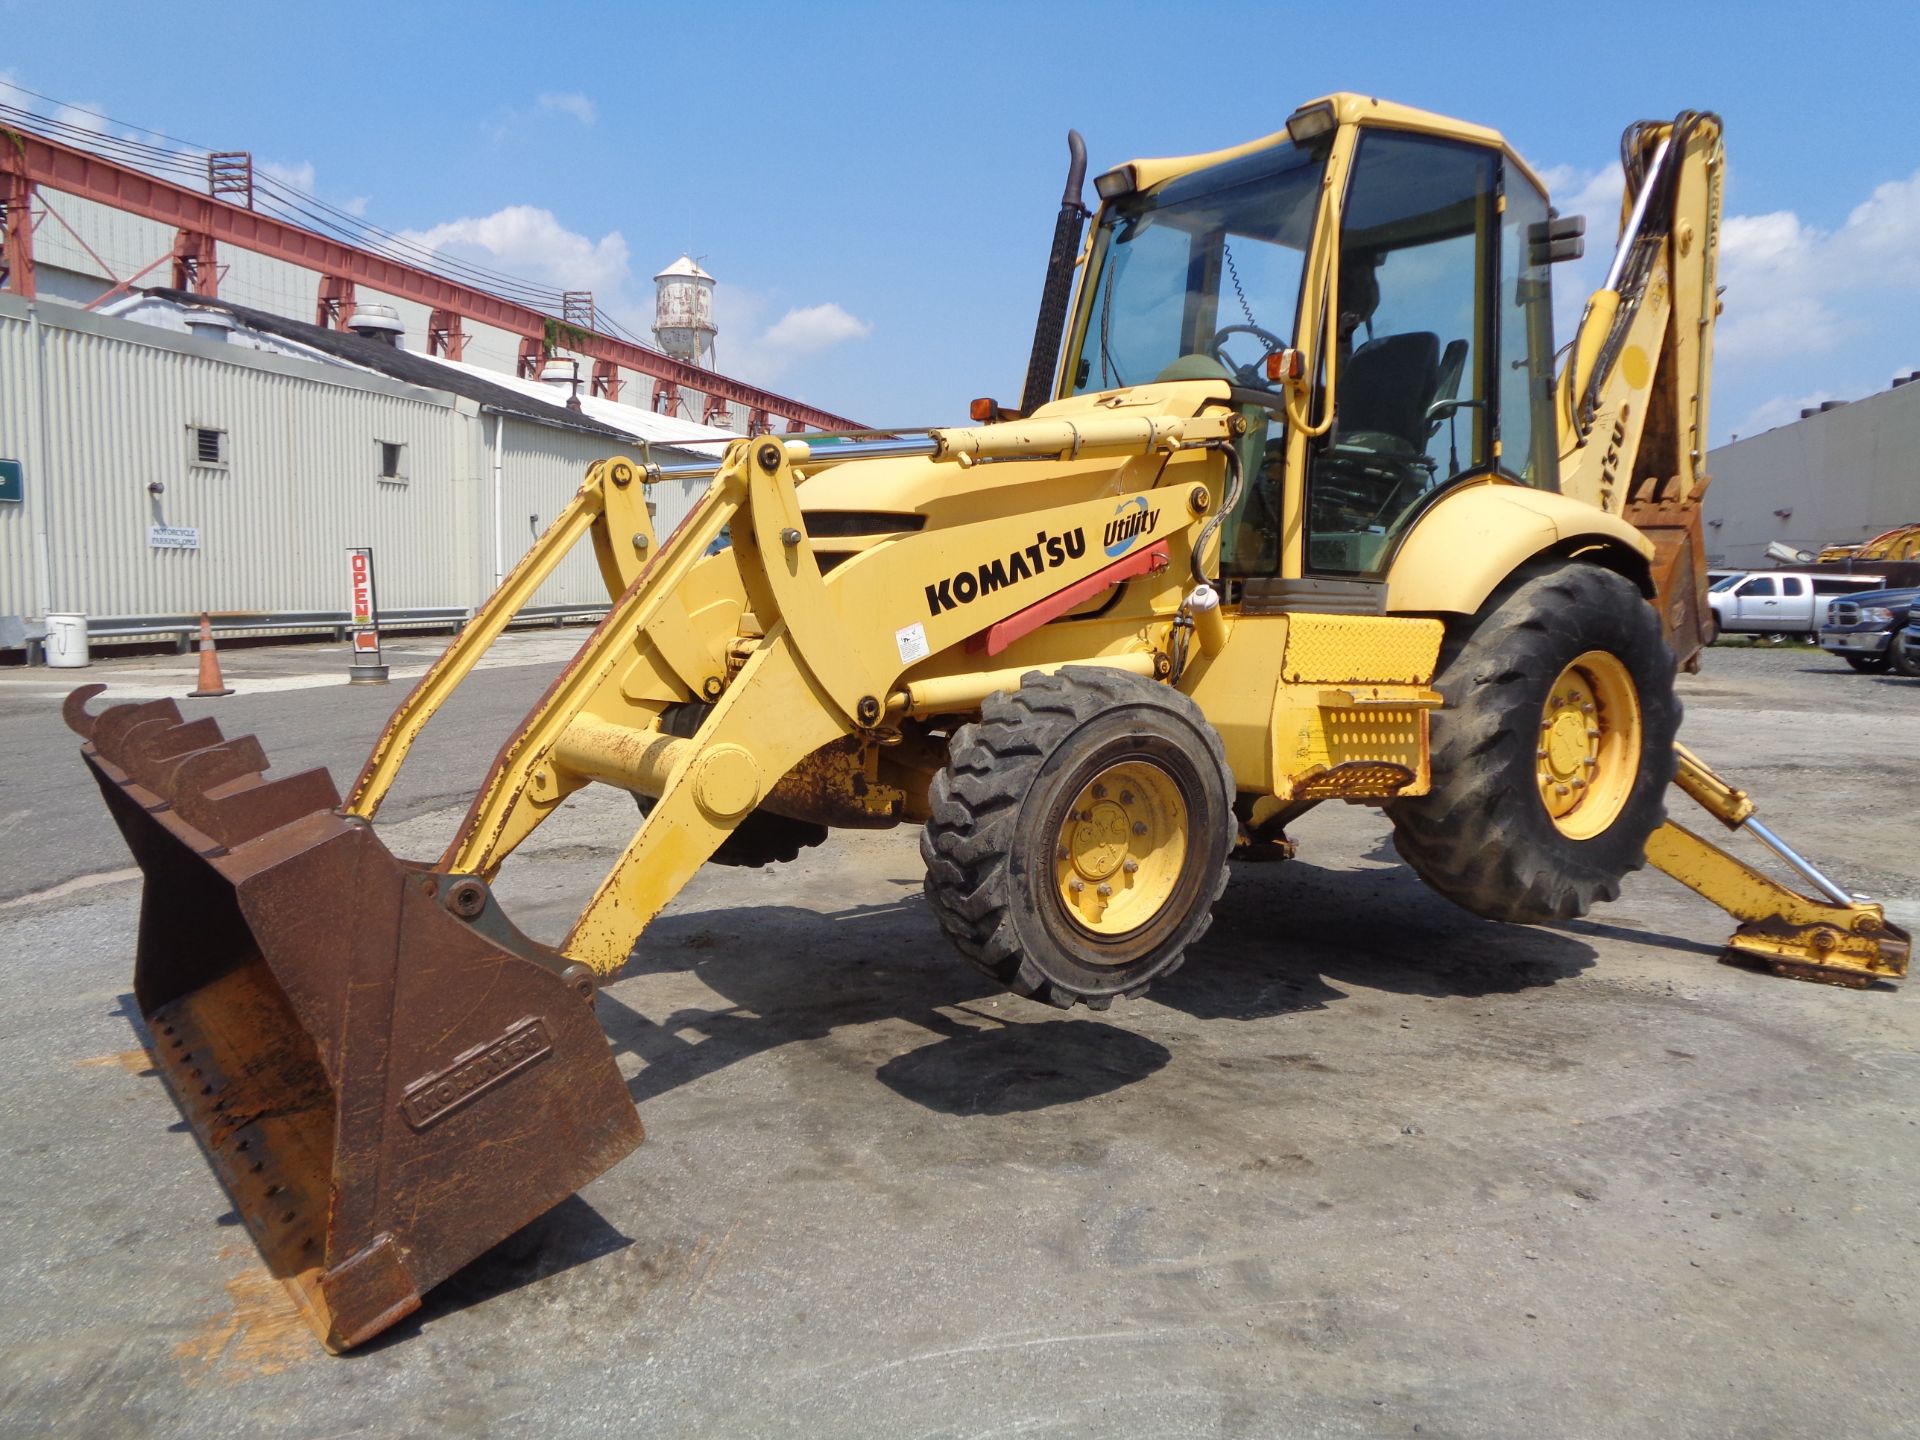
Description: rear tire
xmin=1388 ymin=562 xmax=1680 ymax=924
xmin=1844 ymin=653 xmax=1892 ymax=674
xmin=922 ymin=669 xmax=1233 ymax=1009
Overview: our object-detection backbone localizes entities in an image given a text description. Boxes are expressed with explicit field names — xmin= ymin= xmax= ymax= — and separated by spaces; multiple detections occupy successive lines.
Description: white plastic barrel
xmin=45 ymin=613 xmax=89 ymax=668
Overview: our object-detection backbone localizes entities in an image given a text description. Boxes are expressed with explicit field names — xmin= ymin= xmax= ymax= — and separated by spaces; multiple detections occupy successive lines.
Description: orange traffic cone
xmin=188 ymin=614 xmax=234 ymax=697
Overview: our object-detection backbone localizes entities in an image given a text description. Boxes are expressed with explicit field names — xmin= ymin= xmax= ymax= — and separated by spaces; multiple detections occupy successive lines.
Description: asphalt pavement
xmin=1 ymin=639 xmax=1916 ymax=1438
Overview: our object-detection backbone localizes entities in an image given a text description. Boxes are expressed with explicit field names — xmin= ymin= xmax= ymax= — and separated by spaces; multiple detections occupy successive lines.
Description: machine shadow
xmin=597 ymin=839 xmax=1600 ymax=1112
xmin=598 ymin=896 xmax=1169 ymax=1115
xmin=367 ymin=1195 xmax=634 ymax=1349
xmin=1152 ymin=843 xmax=1600 ymax=1022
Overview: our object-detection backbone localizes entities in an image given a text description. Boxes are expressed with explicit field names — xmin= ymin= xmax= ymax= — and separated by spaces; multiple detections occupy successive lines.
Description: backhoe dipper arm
xmin=1557 ymin=113 xmax=1724 ymax=670
xmin=1646 ymin=743 xmax=1909 ymax=986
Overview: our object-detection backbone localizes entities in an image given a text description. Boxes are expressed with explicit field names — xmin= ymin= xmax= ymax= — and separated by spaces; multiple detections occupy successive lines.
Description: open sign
xmin=349 ymin=548 xmax=374 ymax=627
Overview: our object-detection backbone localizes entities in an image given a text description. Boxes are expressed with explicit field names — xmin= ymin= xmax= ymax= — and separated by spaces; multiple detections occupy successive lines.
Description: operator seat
xmin=1336 ymin=332 xmax=1441 ymax=452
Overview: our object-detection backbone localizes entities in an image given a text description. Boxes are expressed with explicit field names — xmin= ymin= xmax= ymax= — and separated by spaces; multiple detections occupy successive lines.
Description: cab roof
xmin=1117 ymin=92 xmax=1549 ymax=200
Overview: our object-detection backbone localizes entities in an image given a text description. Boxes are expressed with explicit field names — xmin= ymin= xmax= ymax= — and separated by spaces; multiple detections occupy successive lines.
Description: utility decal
xmin=925 ymin=527 xmax=1086 ymax=616
xmin=1102 ymin=496 xmax=1161 ymax=558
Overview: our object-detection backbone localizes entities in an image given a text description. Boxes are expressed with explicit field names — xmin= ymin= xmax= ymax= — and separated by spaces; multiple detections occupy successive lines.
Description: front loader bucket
xmin=65 ymin=686 xmax=644 ymax=1352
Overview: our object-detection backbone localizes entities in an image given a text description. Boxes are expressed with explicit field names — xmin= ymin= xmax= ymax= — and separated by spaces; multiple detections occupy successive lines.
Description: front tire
xmin=1388 ymin=562 xmax=1680 ymax=924
xmin=921 ymin=669 xmax=1233 ymax=1009
xmin=1843 ymin=653 xmax=1892 ymax=674
xmin=1891 ymin=633 xmax=1920 ymax=678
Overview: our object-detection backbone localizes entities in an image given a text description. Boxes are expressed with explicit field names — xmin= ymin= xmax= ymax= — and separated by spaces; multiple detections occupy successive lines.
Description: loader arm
xmin=1557 ymin=113 xmax=1724 ymax=670
xmin=378 ymin=412 xmax=1239 ymax=973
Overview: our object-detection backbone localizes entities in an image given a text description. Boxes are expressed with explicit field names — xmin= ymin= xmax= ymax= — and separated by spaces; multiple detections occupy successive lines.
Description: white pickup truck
xmin=1708 ymin=571 xmax=1887 ymax=640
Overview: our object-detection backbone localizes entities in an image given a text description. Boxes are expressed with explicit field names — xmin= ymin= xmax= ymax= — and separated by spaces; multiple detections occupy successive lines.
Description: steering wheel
xmin=1209 ymin=324 xmax=1287 ymax=386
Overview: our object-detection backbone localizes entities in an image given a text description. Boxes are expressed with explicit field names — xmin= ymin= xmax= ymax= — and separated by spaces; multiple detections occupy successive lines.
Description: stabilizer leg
xmin=1647 ymin=744 xmax=1910 ymax=987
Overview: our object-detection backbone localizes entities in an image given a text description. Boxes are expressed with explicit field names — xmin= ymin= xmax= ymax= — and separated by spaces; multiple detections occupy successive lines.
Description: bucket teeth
xmin=116 ymin=716 xmax=226 ymax=790
xmin=176 ymin=768 xmax=344 ymax=849
xmin=94 ymin=698 xmax=185 ymax=756
xmin=69 ymin=687 xmax=342 ymax=848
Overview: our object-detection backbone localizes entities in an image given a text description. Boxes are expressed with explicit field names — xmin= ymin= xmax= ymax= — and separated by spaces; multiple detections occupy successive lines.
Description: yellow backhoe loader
xmin=69 ymin=95 xmax=1908 ymax=1352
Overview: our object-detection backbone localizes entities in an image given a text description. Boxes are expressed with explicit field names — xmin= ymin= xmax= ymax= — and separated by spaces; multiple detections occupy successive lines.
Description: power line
xmin=0 ymin=90 xmax=650 ymax=333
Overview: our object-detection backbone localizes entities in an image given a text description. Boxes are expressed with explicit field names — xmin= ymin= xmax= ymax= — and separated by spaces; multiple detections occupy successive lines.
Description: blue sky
xmin=5 ymin=0 xmax=1919 ymax=442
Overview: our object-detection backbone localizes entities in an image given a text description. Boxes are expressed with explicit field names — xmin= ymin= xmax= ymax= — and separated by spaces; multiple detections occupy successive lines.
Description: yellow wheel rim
xmin=1052 ymin=759 xmax=1188 ymax=940
xmin=1535 ymin=649 xmax=1642 ymax=840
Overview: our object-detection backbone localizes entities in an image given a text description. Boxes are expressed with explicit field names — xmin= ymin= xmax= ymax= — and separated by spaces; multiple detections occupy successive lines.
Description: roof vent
xmin=182 ymin=309 xmax=234 ymax=343
xmin=1819 ymin=399 xmax=1845 ymax=412
xmin=1800 ymin=407 xmax=1819 ymax=419
xmin=348 ymin=304 xmax=404 ymax=347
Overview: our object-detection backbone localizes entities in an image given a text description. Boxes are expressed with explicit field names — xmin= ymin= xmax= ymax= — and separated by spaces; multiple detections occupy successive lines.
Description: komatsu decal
xmin=925 ymin=527 xmax=1086 ymax=616
xmin=1103 ymin=496 xmax=1160 ymax=558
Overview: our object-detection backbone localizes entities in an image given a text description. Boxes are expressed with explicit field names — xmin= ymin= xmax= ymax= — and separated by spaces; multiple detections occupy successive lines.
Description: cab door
xmin=1730 ymin=574 xmax=1778 ymax=628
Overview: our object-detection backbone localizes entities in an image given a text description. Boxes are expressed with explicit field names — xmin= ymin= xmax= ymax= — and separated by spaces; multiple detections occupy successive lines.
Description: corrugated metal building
xmin=0 ymin=291 xmax=719 ymax=651
xmin=21 ymin=184 xmax=788 ymax=439
xmin=1704 ymin=374 xmax=1920 ymax=568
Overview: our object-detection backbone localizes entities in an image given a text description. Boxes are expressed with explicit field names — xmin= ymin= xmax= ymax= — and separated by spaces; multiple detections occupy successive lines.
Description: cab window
xmin=1736 ymin=577 xmax=1776 ymax=597
xmin=1307 ymin=133 xmax=1498 ymax=577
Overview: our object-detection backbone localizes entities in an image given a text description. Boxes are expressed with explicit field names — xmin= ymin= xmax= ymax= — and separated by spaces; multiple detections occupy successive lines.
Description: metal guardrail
xmin=8 ymin=603 xmax=612 ymax=661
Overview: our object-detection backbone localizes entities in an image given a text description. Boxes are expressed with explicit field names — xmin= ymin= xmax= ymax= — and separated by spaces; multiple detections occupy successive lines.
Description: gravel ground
xmin=0 ymin=642 xmax=1915 ymax=1438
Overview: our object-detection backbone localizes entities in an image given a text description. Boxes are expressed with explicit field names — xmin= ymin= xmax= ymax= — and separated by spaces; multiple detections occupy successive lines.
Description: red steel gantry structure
xmin=0 ymin=126 xmax=862 ymax=435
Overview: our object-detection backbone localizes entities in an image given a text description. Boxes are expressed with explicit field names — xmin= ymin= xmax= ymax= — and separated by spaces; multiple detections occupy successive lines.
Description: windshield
xmin=1069 ymin=140 xmax=1325 ymax=394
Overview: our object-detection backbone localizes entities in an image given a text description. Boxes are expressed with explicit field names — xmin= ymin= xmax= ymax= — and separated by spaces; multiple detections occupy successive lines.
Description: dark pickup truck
xmin=1894 ymin=609 xmax=1920 ymax=677
xmin=1820 ymin=587 xmax=1920 ymax=672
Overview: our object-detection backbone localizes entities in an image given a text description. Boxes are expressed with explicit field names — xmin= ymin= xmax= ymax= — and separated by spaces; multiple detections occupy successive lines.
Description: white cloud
xmin=260 ymin=158 xmax=317 ymax=194
xmin=1727 ymin=388 xmax=1835 ymax=441
xmin=1714 ymin=167 xmax=1920 ymax=362
xmin=709 ymin=284 xmax=873 ymax=384
xmin=0 ymin=71 xmax=115 ymax=139
xmin=400 ymin=205 xmax=632 ymax=297
xmin=51 ymin=102 xmax=113 ymax=137
xmin=537 ymin=92 xmax=596 ymax=126
xmin=759 ymin=303 xmax=871 ymax=353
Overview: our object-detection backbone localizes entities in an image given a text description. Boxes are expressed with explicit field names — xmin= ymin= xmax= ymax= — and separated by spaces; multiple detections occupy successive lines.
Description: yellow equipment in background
xmin=69 ymin=95 xmax=1907 ymax=1352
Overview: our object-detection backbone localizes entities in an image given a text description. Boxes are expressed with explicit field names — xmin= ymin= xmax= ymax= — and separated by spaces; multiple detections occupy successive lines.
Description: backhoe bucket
xmin=65 ymin=686 xmax=644 ymax=1352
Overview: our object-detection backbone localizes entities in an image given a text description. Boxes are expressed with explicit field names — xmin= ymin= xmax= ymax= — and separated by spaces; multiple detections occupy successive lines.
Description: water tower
xmin=652 ymin=255 xmax=717 ymax=369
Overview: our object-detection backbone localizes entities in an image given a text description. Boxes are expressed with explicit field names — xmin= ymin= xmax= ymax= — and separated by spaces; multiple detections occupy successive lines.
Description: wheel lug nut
xmin=1057 ymin=846 xmax=1070 ymax=861
xmin=1581 ymin=702 xmax=1594 ymax=714
xmin=1120 ymin=791 xmax=1134 ymax=805
xmin=1069 ymin=878 xmax=1085 ymax=893
xmin=1091 ymin=783 xmax=1106 ymax=799
xmin=1570 ymin=777 xmax=1586 ymax=789
xmin=1096 ymin=884 xmax=1112 ymax=898
xmin=1132 ymin=822 xmax=1149 ymax=836
xmin=1536 ymin=747 xmax=1549 ymax=759
xmin=1122 ymin=858 xmax=1139 ymax=874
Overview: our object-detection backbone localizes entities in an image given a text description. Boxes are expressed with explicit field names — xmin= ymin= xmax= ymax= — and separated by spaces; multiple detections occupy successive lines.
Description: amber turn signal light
xmin=1265 ymin=348 xmax=1305 ymax=384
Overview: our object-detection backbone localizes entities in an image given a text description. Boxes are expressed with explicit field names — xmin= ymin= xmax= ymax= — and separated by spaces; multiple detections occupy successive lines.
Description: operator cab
xmin=1064 ymin=100 xmax=1560 ymax=591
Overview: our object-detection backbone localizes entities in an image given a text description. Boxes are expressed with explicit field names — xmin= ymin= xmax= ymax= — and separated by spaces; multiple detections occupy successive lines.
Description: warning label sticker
xmin=895 ymin=622 xmax=930 ymax=666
